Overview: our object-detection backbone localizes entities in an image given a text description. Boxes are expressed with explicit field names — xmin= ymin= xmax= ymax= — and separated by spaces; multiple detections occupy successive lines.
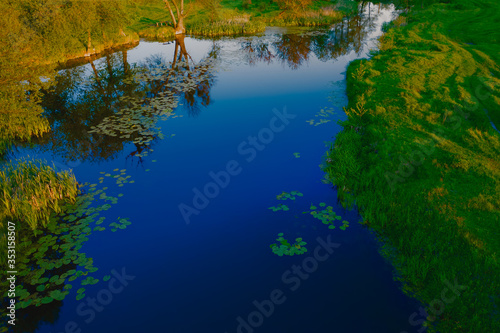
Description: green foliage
xmin=305 ymin=203 xmax=349 ymax=230
xmin=273 ymin=0 xmax=312 ymax=17
xmin=187 ymin=20 xmax=266 ymax=36
xmin=200 ymin=0 xmax=223 ymax=22
xmin=0 ymin=0 xmax=139 ymax=157
xmin=325 ymin=1 xmax=500 ymax=331
xmin=0 ymin=2 xmax=52 ymax=156
xmin=0 ymin=160 xmax=77 ymax=230
xmin=0 ymin=164 xmax=135 ymax=317
xmin=270 ymin=233 xmax=307 ymax=256
xmin=265 ymin=13 xmax=342 ymax=27
xmin=8 ymin=0 xmax=134 ymax=61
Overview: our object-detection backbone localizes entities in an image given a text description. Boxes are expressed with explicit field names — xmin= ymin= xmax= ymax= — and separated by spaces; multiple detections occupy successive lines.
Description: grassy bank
xmin=127 ymin=0 xmax=351 ymax=38
xmin=325 ymin=1 xmax=500 ymax=332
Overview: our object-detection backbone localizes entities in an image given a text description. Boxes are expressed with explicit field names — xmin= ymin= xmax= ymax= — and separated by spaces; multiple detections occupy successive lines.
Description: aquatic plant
xmin=270 ymin=233 xmax=307 ymax=256
xmin=306 ymin=107 xmax=336 ymax=126
xmin=0 ymin=166 xmax=134 ymax=320
xmin=269 ymin=204 xmax=290 ymax=212
xmin=305 ymin=203 xmax=349 ymax=230
xmin=269 ymin=191 xmax=304 ymax=211
xmin=88 ymin=54 xmax=218 ymax=148
xmin=276 ymin=190 xmax=303 ymax=201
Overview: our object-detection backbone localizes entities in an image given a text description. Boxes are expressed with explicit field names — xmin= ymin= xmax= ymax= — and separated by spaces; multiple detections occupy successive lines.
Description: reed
xmin=187 ymin=20 xmax=266 ymax=36
xmin=0 ymin=160 xmax=78 ymax=231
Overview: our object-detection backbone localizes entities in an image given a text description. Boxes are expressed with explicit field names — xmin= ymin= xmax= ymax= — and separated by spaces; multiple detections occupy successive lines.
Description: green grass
xmin=0 ymin=160 xmax=78 ymax=268
xmin=0 ymin=160 xmax=78 ymax=231
xmin=324 ymin=1 xmax=500 ymax=331
xmin=187 ymin=20 xmax=266 ymax=36
xmin=127 ymin=0 xmax=347 ymax=38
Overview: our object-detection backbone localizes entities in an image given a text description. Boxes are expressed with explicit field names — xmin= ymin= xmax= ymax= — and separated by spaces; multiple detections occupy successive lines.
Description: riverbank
xmin=128 ymin=0 xmax=351 ymax=39
xmin=325 ymin=1 xmax=500 ymax=332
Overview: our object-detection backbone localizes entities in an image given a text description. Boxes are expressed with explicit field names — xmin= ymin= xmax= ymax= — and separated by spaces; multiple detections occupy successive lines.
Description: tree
xmin=0 ymin=1 xmax=51 ymax=155
xmin=162 ymin=0 xmax=190 ymax=34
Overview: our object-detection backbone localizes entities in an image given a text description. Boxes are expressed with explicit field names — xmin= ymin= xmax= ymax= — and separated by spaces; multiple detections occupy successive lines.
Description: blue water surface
xmin=13 ymin=4 xmax=424 ymax=333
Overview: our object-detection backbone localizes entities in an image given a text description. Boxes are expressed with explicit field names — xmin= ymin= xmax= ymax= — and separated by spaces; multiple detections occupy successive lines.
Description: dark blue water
xmin=13 ymin=4 xmax=423 ymax=333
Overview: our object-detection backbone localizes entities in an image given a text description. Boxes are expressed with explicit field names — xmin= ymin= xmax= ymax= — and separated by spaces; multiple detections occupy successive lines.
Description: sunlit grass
xmin=325 ymin=0 xmax=500 ymax=331
xmin=127 ymin=0 xmax=346 ymax=38
xmin=0 ymin=160 xmax=78 ymax=231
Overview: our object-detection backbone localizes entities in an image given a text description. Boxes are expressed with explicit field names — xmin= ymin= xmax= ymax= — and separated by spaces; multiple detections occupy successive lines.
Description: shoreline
xmin=324 ymin=1 xmax=500 ymax=332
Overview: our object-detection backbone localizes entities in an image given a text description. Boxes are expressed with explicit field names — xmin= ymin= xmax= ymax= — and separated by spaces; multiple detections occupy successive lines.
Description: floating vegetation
xmin=87 ymin=51 xmax=218 ymax=159
xmin=0 ymin=167 xmax=134 ymax=317
xmin=268 ymin=191 xmax=348 ymax=230
xmin=306 ymin=107 xmax=336 ymax=126
xmin=276 ymin=190 xmax=303 ymax=201
xmin=293 ymin=152 xmax=301 ymax=158
xmin=269 ymin=204 xmax=290 ymax=212
xmin=305 ymin=203 xmax=349 ymax=230
xmin=270 ymin=233 xmax=308 ymax=257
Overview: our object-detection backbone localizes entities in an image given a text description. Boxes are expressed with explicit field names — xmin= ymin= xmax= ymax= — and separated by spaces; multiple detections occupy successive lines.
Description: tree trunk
xmin=175 ymin=16 xmax=186 ymax=34
xmin=173 ymin=34 xmax=190 ymax=68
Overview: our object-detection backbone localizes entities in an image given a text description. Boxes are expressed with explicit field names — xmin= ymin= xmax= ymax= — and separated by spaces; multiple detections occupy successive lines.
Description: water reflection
xmin=30 ymin=2 xmax=390 ymax=167
xmin=33 ymin=35 xmax=219 ymax=166
xmin=239 ymin=2 xmax=386 ymax=68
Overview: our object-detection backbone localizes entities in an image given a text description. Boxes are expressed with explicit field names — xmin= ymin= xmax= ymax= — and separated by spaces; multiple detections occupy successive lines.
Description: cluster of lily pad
xmin=2 ymin=168 xmax=134 ymax=313
xmin=99 ymin=168 xmax=135 ymax=188
xmin=268 ymin=204 xmax=289 ymax=212
xmin=306 ymin=107 xmax=336 ymax=126
xmin=270 ymin=233 xmax=308 ymax=257
xmin=306 ymin=203 xmax=350 ymax=230
xmin=276 ymin=190 xmax=303 ymax=201
xmin=88 ymin=57 xmax=217 ymax=158
xmin=269 ymin=191 xmax=303 ymax=212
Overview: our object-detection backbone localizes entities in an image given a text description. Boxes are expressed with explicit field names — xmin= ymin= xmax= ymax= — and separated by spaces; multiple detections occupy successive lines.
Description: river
xmin=11 ymin=3 xmax=422 ymax=333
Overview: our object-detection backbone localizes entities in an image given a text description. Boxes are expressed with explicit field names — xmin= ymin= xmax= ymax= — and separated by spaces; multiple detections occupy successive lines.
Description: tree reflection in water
xmin=33 ymin=35 xmax=219 ymax=166
xmin=239 ymin=2 xmax=386 ymax=68
xmin=31 ymin=2 xmax=389 ymax=167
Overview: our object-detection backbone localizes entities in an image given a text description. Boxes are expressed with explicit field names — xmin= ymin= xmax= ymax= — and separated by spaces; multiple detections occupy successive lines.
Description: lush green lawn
xmin=325 ymin=1 xmax=500 ymax=331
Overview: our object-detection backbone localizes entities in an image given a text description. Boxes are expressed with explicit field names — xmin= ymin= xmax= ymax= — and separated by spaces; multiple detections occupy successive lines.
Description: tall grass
xmin=187 ymin=20 xmax=266 ymax=36
xmin=0 ymin=160 xmax=78 ymax=231
xmin=139 ymin=26 xmax=176 ymax=39
xmin=325 ymin=1 xmax=500 ymax=331
xmin=265 ymin=9 xmax=343 ymax=27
